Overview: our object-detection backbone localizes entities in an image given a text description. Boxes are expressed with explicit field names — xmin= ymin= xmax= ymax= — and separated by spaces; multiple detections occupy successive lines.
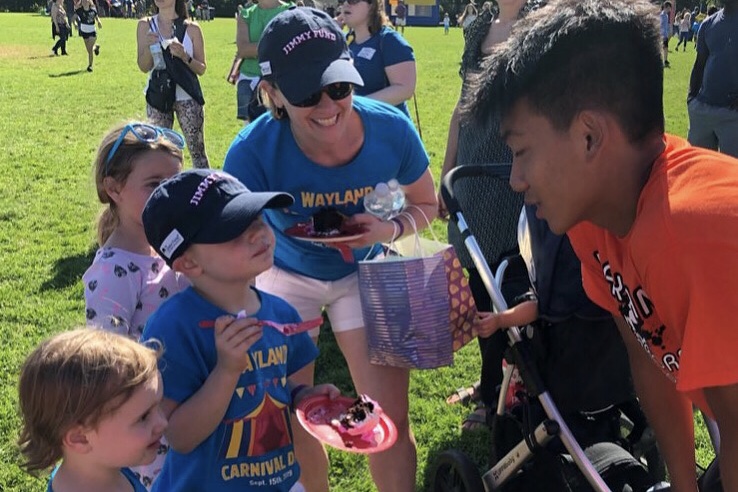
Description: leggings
xmin=146 ymin=99 xmax=209 ymax=169
xmin=52 ymin=25 xmax=68 ymax=54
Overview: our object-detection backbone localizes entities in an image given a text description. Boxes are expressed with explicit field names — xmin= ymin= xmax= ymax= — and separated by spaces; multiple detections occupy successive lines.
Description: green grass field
xmin=0 ymin=12 xmax=713 ymax=491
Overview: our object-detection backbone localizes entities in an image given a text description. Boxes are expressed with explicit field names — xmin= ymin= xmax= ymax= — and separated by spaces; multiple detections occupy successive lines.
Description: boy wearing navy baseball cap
xmin=141 ymin=169 xmax=339 ymax=492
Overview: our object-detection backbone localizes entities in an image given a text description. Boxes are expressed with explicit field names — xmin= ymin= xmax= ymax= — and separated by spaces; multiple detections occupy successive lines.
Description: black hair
xmin=462 ymin=0 xmax=665 ymax=144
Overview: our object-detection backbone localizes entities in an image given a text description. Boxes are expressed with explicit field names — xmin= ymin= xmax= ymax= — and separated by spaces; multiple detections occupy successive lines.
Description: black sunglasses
xmin=291 ymin=82 xmax=354 ymax=108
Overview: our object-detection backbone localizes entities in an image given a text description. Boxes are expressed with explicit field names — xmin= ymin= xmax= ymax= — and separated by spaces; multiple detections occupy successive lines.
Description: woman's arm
xmin=236 ymin=15 xmax=257 ymax=59
xmin=136 ymin=18 xmax=155 ymax=73
xmin=185 ymin=22 xmax=207 ymax=76
xmin=366 ymin=60 xmax=416 ymax=107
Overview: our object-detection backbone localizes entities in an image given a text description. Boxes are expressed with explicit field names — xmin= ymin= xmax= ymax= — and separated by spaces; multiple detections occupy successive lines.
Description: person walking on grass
xmin=51 ymin=0 xmax=70 ymax=55
xmin=73 ymin=0 xmax=102 ymax=72
xmin=675 ymin=10 xmax=691 ymax=51
xmin=394 ymin=0 xmax=406 ymax=34
xmin=464 ymin=0 xmax=738 ymax=487
xmin=136 ymin=0 xmax=210 ymax=168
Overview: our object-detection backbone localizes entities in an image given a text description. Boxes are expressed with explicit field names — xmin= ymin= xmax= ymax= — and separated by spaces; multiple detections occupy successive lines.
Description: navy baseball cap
xmin=257 ymin=7 xmax=364 ymax=105
xmin=142 ymin=169 xmax=294 ymax=266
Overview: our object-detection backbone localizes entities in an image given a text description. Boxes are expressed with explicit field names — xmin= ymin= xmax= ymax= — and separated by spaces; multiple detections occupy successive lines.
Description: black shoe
xmin=61 ymin=52 xmax=68 ymax=56
xmin=87 ymin=66 xmax=93 ymax=72
xmin=94 ymin=45 xmax=100 ymax=56
xmin=52 ymin=49 xmax=58 ymax=56
xmin=664 ymin=60 xmax=670 ymax=68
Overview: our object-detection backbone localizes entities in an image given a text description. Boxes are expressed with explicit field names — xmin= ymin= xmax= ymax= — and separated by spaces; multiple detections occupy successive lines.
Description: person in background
xmin=687 ymin=0 xmax=738 ymax=158
xmin=660 ymin=1 xmax=672 ymax=67
xmin=343 ymin=0 xmax=416 ymax=116
xmin=394 ymin=0 xmax=406 ymax=34
xmin=675 ymin=9 xmax=691 ymax=51
xmin=141 ymin=169 xmax=341 ymax=491
xmin=136 ymin=0 xmax=210 ymax=168
xmin=51 ymin=0 xmax=70 ymax=55
xmin=73 ymin=0 xmax=102 ymax=72
xmin=457 ymin=2 xmax=477 ymax=30
xmin=437 ymin=0 xmax=542 ymax=430
xmin=17 ymin=329 xmax=167 ymax=492
xmin=443 ymin=12 xmax=450 ymax=33
xmin=223 ymin=9 xmax=437 ymax=491
xmin=235 ymin=0 xmax=290 ymax=122
xmin=464 ymin=0 xmax=738 ymax=487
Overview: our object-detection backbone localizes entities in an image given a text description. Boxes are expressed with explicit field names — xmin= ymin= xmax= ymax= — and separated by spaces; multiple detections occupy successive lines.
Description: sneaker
xmin=94 ymin=45 xmax=100 ymax=56
xmin=61 ymin=52 xmax=69 ymax=56
xmin=52 ymin=49 xmax=58 ymax=56
xmin=664 ymin=60 xmax=670 ymax=68
xmin=87 ymin=66 xmax=93 ymax=72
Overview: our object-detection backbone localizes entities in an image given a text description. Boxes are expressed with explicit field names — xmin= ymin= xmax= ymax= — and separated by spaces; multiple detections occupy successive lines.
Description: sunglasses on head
xmin=291 ymin=82 xmax=354 ymax=108
xmin=339 ymin=0 xmax=370 ymax=5
xmin=105 ymin=123 xmax=185 ymax=175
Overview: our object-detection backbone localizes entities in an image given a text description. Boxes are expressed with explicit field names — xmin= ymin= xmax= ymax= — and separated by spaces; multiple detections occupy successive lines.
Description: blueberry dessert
xmin=311 ymin=207 xmax=347 ymax=237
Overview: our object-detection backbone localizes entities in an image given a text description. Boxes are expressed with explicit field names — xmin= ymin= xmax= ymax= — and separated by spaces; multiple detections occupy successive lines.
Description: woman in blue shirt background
xmin=343 ymin=0 xmax=416 ymax=116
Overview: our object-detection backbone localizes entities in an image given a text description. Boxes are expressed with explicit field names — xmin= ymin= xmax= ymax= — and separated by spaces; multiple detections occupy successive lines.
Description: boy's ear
xmin=576 ymin=110 xmax=607 ymax=157
xmin=172 ymin=250 xmax=201 ymax=277
xmin=62 ymin=424 xmax=93 ymax=455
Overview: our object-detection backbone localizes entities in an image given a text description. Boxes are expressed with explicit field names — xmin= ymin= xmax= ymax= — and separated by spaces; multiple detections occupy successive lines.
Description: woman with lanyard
xmin=342 ymin=0 xmax=416 ymax=117
xmin=136 ymin=0 xmax=210 ymax=169
xmin=224 ymin=9 xmax=436 ymax=491
xmin=73 ymin=0 xmax=102 ymax=72
xmin=437 ymin=0 xmax=545 ymax=431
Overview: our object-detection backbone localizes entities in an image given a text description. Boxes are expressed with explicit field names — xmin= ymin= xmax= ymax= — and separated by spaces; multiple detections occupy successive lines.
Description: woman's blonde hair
xmin=17 ymin=328 xmax=162 ymax=474
xmin=93 ymin=122 xmax=183 ymax=246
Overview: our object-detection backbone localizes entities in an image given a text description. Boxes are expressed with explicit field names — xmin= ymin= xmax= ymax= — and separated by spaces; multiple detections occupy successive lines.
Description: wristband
xmin=390 ymin=217 xmax=405 ymax=241
xmin=290 ymin=384 xmax=309 ymax=411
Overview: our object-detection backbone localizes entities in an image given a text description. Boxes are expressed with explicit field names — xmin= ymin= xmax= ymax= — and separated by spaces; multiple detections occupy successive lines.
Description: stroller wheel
xmin=431 ymin=449 xmax=485 ymax=492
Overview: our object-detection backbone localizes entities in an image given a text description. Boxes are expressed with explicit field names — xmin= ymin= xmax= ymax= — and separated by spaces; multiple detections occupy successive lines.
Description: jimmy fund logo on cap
xmin=282 ymin=28 xmax=337 ymax=55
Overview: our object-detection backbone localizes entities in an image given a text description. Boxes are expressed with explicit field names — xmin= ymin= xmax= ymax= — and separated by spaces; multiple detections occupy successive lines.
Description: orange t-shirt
xmin=568 ymin=134 xmax=738 ymax=415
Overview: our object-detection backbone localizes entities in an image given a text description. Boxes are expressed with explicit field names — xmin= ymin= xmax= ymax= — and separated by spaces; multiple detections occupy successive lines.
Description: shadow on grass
xmin=49 ymin=69 xmax=86 ymax=78
xmin=40 ymin=246 xmax=97 ymax=292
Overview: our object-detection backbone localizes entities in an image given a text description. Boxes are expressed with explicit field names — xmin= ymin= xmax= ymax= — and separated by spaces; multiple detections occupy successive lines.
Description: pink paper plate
xmin=296 ymin=395 xmax=398 ymax=454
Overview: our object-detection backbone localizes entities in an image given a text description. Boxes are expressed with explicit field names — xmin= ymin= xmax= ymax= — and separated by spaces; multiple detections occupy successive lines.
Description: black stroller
xmin=431 ymin=164 xmax=667 ymax=492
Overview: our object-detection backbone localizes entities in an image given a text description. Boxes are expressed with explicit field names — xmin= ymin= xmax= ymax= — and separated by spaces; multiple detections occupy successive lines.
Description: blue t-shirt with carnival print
xmin=143 ymin=287 xmax=318 ymax=492
xmin=223 ymin=96 xmax=429 ymax=281
xmin=348 ymin=26 xmax=415 ymax=116
xmin=48 ymin=468 xmax=147 ymax=492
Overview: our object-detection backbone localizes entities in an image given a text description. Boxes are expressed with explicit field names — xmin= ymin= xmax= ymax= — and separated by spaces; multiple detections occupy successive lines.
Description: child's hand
xmin=293 ymin=384 xmax=341 ymax=407
xmin=474 ymin=311 xmax=503 ymax=338
xmin=213 ymin=315 xmax=262 ymax=374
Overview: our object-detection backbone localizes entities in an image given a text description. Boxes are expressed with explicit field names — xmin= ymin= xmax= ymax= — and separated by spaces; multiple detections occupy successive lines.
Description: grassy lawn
xmin=0 ymin=13 xmax=713 ymax=491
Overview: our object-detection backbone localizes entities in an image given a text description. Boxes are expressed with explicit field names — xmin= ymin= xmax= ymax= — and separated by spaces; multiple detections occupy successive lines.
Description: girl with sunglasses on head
xmin=72 ymin=0 xmax=102 ymax=72
xmin=342 ymin=0 xmax=416 ymax=117
xmin=223 ymin=8 xmax=437 ymax=492
xmin=136 ymin=0 xmax=210 ymax=169
xmin=82 ymin=122 xmax=189 ymax=489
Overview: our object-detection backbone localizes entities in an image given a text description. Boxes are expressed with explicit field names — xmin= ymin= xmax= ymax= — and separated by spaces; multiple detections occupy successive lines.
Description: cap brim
xmin=193 ymin=191 xmax=294 ymax=244
xmin=278 ymin=58 xmax=364 ymax=106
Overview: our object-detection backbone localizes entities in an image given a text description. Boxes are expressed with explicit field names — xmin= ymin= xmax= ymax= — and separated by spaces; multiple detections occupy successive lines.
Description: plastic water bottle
xmin=387 ymin=179 xmax=405 ymax=216
xmin=364 ymin=182 xmax=395 ymax=220
xmin=150 ymin=42 xmax=166 ymax=70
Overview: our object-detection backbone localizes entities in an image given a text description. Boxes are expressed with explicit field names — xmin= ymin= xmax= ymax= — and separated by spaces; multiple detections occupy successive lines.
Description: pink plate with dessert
xmin=296 ymin=395 xmax=398 ymax=454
